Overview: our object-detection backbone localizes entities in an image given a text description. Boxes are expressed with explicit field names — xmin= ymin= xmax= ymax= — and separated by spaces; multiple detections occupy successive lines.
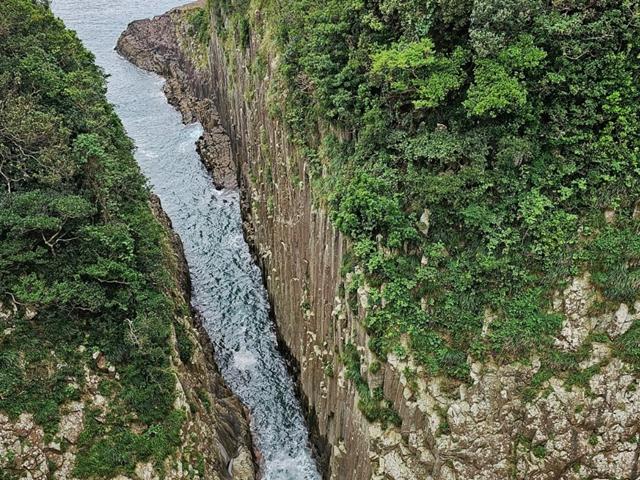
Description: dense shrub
xmin=0 ymin=0 xmax=185 ymax=475
xmin=211 ymin=0 xmax=640 ymax=382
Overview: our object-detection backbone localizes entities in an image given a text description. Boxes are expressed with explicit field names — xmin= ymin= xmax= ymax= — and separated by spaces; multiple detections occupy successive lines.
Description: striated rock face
xmin=119 ymin=5 xmax=640 ymax=480
xmin=0 ymin=198 xmax=255 ymax=480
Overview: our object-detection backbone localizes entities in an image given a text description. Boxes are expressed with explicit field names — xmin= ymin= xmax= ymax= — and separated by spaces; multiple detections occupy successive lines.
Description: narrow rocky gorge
xmin=150 ymin=195 xmax=256 ymax=480
xmin=117 ymin=5 xmax=320 ymax=479
xmin=117 ymin=4 xmax=640 ymax=480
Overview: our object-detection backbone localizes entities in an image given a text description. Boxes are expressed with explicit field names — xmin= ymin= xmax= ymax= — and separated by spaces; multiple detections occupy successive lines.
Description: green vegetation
xmin=175 ymin=321 xmax=195 ymax=364
xmin=210 ymin=0 xmax=640 ymax=386
xmin=516 ymin=433 xmax=547 ymax=459
xmin=74 ymin=409 xmax=184 ymax=477
xmin=342 ymin=343 xmax=401 ymax=427
xmin=209 ymin=0 xmax=251 ymax=49
xmin=187 ymin=6 xmax=211 ymax=46
xmin=0 ymin=0 xmax=188 ymax=475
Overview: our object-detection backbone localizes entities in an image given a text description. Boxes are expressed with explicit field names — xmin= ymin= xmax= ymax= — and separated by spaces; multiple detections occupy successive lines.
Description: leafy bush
xmin=342 ymin=343 xmax=401 ymax=426
xmin=210 ymin=0 xmax=640 ymax=384
xmin=175 ymin=322 xmax=195 ymax=364
xmin=188 ymin=7 xmax=211 ymax=46
xmin=0 ymin=0 xmax=187 ymax=474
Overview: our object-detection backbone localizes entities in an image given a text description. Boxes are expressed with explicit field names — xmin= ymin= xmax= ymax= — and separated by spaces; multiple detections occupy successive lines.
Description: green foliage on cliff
xmin=0 ymin=0 xmax=186 ymax=475
xmin=213 ymin=0 xmax=640 ymax=385
xmin=342 ymin=343 xmax=401 ymax=427
xmin=187 ymin=6 xmax=211 ymax=46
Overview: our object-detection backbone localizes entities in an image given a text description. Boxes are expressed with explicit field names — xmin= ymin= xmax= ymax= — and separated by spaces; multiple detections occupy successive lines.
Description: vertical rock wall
xmin=203 ymin=9 xmax=640 ymax=480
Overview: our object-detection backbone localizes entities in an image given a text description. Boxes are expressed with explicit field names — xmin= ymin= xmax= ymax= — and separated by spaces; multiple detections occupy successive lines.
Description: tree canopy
xmin=213 ymin=0 xmax=640 ymax=388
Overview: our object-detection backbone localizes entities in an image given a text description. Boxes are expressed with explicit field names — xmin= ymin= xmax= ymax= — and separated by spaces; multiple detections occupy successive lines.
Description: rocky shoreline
xmin=116 ymin=4 xmax=237 ymax=190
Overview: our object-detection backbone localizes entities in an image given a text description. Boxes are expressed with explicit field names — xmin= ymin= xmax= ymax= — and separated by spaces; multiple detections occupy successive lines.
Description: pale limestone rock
xmin=173 ymin=376 xmax=189 ymax=411
xmin=0 ymin=414 xmax=48 ymax=480
xmin=579 ymin=342 xmax=611 ymax=369
xmin=554 ymin=274 xmax=596 ymax=351
xmin=437 ymin=466 xmax=454 ymax=480
xmin=381 ymin=451 xmax=415 ymax=480
xmin=14 ymin=413 xmax=35 ymax=437
xmin=24 ymin=307 xmax=37 ymax=320
xmin=333 ymin=440 xmax=347 ymax=459
xmin=481 ymin=308 xmax=495 ymax=337
xmin=604 ymin=208 xmax=615 ymax=224
xmin=47 ymin=441 xmax=61 ymax=452
xmin=230 ymin=447 xmax=254 ymax=479
xmin=610 ymin=302 xmax=635 ymax=336
xmin=369 ymin=423 xmax=383 ymax=440
xmin=58 ymin=402 xmax=84 ymax=444
xmin=92 ymin=394 xmax=107 ymax=409
xmin=380 ymin=430 xmax=401 ymax=448
xmin=418 ymin=209 xmax=431 ymax=236
xmin=135 ymin=462 xmax=158 ymax=480
xmin=53 ymin=452 xmax=76 ymax=480
xmin=0 ymin=301 xmax=16 ymax=322
xmin=368 ymin=335 xmax=640 ymax=479
xmin=357 ymin=284 xmax=369 ymax=311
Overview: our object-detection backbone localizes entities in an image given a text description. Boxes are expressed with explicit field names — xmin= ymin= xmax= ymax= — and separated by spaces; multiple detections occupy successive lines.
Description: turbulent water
xmin=50 ymin=2 xmax=320 ymax=478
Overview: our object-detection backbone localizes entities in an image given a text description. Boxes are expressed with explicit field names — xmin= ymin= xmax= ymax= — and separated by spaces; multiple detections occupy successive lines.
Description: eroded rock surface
xmin=116 ymin=4 xmax=236 ymax=189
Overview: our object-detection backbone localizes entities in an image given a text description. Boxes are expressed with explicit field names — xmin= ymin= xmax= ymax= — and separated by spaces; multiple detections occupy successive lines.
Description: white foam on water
xmin=233 ymin=348 xmax=258 ymax=371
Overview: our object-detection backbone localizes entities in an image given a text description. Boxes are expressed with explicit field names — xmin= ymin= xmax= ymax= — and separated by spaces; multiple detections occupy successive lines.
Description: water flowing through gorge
xmin=50 ymin=2 xmax=321 ymax=478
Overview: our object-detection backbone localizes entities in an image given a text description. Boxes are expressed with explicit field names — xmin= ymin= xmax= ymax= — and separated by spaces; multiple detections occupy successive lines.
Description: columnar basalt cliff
xmin=119 ymin=5 xmax=640 ymax=480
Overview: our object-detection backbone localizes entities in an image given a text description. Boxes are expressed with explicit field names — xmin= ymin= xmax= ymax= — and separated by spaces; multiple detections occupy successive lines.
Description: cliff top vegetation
xmin=0 ymin=0 xmax=190 ymax=476
xmin=208 ymin=0 xmax=640 ymax=397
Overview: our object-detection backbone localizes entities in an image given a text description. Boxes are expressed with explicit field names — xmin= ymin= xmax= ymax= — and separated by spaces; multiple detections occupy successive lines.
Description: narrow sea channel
xmin=51 ymin=2 xmax=321 ymax=478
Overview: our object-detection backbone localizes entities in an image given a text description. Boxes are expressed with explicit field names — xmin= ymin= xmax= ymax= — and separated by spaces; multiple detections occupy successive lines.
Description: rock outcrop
xmin=116 ymin=3 xmax=236 ymax=189
xmin=118 ymin=4 xmax=640 ymax=480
